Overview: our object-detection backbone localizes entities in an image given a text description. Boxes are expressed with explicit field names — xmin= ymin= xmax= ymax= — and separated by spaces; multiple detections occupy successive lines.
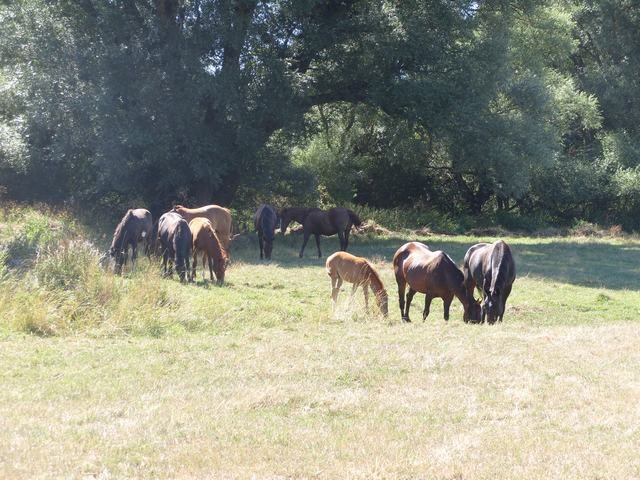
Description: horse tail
xmin=347 ymin=209 xmax=362 ymax=227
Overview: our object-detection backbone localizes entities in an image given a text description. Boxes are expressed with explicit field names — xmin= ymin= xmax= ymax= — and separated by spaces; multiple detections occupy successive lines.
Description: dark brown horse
xmin=463 ymin=240 xmax=516 ymax=324
xmin=254 ymin=204 xmax=279 ymax=260
xmin=290 ymin=207 xmax=361 ymax=258
xmin=279 ymin=207 xmax=321 ymax=234
xmin=157 ymin=211 xmax=192 ymax=282
xmin=109 ymin=208 xmax=153 ymax=274
xmin=393 ymin=242 xmax=480 ymax=323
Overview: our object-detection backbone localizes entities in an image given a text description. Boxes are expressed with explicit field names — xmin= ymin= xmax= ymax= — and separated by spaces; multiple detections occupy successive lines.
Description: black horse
xmin=109 ymin=208 xmax=153 ymax=274
xmin=157 ymin=211 xmax=192 ymax=282
xmin=254 ymin=204 xmax=279 ymax=260
xmin=463 ymin=240 xmax=516 ymax=324
xmin=293 ymin=207 xmax=361 ymax=258
xmin=279 ymin=207 xmax=321 ymax=234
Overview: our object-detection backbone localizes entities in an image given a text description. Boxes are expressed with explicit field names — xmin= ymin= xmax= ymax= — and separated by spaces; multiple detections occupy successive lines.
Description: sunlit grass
xmin=1 ymin=205 xmax=640 ymax=478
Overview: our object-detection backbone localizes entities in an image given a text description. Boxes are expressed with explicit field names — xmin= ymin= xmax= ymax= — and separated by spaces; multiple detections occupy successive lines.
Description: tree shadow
xmin=231 ymin=232 xmax=640 ymax=290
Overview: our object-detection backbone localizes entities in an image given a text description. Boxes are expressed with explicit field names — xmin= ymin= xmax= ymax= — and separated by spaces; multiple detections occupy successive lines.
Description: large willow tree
xmin=0 ymin=0 xmax=557 ymax=206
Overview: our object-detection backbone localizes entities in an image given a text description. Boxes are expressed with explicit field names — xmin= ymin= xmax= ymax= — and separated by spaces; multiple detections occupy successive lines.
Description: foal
xmin=189 ymin=217 xmax=228 ymax=285
xmin=325 ymin=251 xmax=388 ymax=316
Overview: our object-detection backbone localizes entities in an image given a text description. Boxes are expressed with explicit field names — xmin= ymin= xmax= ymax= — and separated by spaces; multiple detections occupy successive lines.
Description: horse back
xmin=326 ymin=251 xmax=371 ymax=284
xmin=404 ymin=250 xmax=463 ymax=296
xmin=464 ymin=243 xmax=492 ymax=289
xmin=489 ymin=240 xmax=516 ymax=290
xmin=393 ymin=242 xmax=430 ymax=279
xmin=255 ymin=204 xmax=278 ymax=239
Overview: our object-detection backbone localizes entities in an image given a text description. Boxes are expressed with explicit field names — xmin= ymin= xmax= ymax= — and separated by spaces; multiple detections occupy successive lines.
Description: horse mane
xmin=110 ymin=209 xmax=133 ymax=251
xmin=365 ymin=261 xmax=386 ymax=296
xmin=207 ymin=225 xmax=229 ymax=265
xmin=347 ymin=209 xmax=362 ymax=227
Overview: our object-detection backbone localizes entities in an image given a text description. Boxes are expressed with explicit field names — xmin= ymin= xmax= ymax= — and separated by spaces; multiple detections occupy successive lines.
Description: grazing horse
xmin=279 ymin=207 xmax=321 ymax=234
xmin=172 ymin=204 xmax=233 ymax=251
xmin=157 ymin=212 xmax=192 ymax=282
xmin=189 ymin=217 xmax=228 ymax=285
xmin=254 ymin=204 xmax=279 ymax=260
xmin=463 ymin=240 xmax=516 ymax=324
xmin=109 ymin=208 xmax=153 ymax=274
xmin=393 ymin=242 xmax=480 ymax=323
xmin=326 ymin=251 xmax=388 ymax=316
xmin=295 ymin=207 xmax=361 ymax=258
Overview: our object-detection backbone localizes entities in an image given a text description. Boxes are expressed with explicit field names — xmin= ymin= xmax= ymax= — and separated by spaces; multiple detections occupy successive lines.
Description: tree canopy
xmin=1 ymin=0 xmax=639 ymax=228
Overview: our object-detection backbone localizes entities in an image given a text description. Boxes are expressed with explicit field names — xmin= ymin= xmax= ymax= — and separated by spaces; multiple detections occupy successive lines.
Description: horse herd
xmin=108 ymin=203 xmax=516 ymax=324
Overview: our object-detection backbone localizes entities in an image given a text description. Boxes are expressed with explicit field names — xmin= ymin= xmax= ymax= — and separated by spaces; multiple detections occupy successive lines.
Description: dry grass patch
xmin=2 ymin=322 xmax=640 ymax=478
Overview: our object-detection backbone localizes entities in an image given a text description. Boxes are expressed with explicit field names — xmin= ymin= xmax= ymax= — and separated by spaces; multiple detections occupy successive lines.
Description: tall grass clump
xmin=35 ymin=240 xmax=100 ymax=290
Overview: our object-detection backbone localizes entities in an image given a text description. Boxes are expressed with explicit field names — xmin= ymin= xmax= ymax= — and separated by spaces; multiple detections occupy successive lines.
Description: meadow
xmin=1 ymin=206 xmax=640 ymax=479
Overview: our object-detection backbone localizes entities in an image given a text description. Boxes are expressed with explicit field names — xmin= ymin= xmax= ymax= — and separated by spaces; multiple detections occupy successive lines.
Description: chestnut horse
xmin=157 ymin=211 xmax=192 ymax=282
xmin=326 ymin=251 xmax=388 ymax=316
xmin=109 ymin=208 xmax=153 ymax=274
xmin=463 ymin=240 xmax=516 ymax=324
xmin=172 ymin=204 xmax=233 ymax=251
xmin=393 ymin=242 xmax=480 ymax=323
xmin=189 ymin=217 xmax=228 ymax=285
xmin=254 ymin=204 xmax=279 ymax=260
xmin=291 ymin=207 xmax=361 ymax=258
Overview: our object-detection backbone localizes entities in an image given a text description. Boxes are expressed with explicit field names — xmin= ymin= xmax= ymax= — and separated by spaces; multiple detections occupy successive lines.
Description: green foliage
xmin=2 ymin=0 xmax=640 ymax=229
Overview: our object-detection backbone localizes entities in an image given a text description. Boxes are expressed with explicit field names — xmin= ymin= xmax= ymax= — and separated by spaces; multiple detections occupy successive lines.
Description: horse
xmin=279 ymin=207 xmax=321 ymax=234
xmin=157 ymin=211 xmax=192 ymax=282
xmin=393 ymin=242 xmax=481 ymax=323
xmin=108 ymin=209 xmax=153 ymax=274
xmin=172 ymin=204 xmax=233 ymax=251
xmin=189 ymin=217 xmax=228 ymax=285
xmin=294 ymin=207 xmax=361 ymax=258
xmin=254 ymin=204 xmax=279 ymax=260
xmin=463 ymin=240 xmax=516 ymax=324
xmin=325 ymin=251 xmax=388 ymax=316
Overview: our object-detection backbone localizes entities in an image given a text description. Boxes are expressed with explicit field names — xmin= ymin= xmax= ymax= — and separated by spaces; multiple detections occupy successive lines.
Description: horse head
xmin=463 ymin=295 xmax=482 ymax=323
xmin=377 ymin=290 xmax=389 ymax=317
xmin=278 ymin=208 xmax=291 ymax=234
xmin=483 ymin=289 xmax=503 ymax=324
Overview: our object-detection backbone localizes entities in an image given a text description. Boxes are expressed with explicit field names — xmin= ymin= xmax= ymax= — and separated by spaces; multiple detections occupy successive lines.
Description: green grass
xmin=1 ymin=206 xmax=640 ymax=478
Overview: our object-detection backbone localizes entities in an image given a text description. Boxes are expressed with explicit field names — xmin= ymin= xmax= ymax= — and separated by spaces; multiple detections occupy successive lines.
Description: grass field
xmin=1 ymin=208 xmax=640 ymax=478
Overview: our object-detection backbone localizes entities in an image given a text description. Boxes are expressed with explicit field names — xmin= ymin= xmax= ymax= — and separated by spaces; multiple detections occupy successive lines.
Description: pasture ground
xmin=1 ymin=208 xmax=640 ymax=479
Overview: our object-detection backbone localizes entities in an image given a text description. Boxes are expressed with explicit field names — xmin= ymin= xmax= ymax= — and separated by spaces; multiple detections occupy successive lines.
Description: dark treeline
xmin=1 ymin=1 xmax=640 ymax=229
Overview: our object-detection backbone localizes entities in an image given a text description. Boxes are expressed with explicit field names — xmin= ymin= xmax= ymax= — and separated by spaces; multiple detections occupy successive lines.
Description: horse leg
xmin=363 ymin=284 xmax=369 ymax=313
xmin=344 ymin=229 xmax=350 ymax=251
xmin=404 ymin=288 xmax=417 ymax=323
xmin=258 ymin=231 xmax=264 ymax=260
xmin=131 ymin=245 xmax=137 ymax=272
xmin=191 ymin=250 xmax=198 ymax=282
xmin=443 ymin=294 xmax=453 ymax=321
xmin=208 ymin=254 xmax=214 ymax=282
xmin=299 ymin=231 xmax=311 ymax=258
xmin=349 ymin=283 xmax=358 ymax=308
xmin=185 ymin=253 xmax=191 ymax=283
xmin=331 ymin=275 xmax=343 ymax=312
xmin=337 ymin=231 xmax=345 ymax=251
xmin=162 ymin=250 xmax=169 ymax=277
xmin=500 ymin=284 xmax=512 ymax=322
xmin=397 ymin=279 xmax=407 ymax=321
xmin=315 ymin=234 xmax=322 ymax=257
xmin=422 ymin=295 xmax=433 ymax=322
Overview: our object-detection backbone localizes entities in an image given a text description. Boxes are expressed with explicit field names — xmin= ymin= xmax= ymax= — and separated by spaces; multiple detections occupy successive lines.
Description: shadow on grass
xmin=231 ymin=233 xmax=640 ymax=291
